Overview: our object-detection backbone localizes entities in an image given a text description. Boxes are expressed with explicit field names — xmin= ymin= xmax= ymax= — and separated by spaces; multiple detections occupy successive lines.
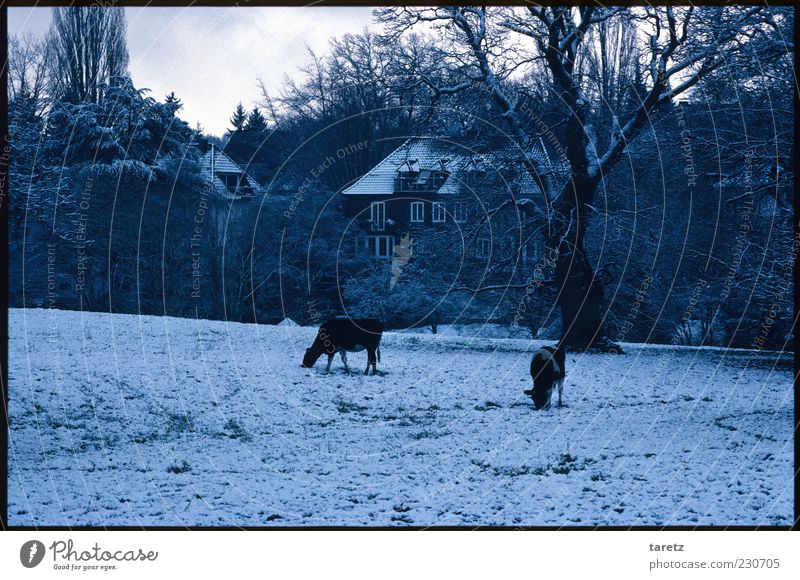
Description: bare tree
xmin=47 ymin=6 xmax=129 ymax=103
xmin=7 ymin=33 xmax=52 ymax=106
xmin=378 ymin=5 xmax=793 ymax=349
xmin=259 ymin=31 xmax=434 ymax=190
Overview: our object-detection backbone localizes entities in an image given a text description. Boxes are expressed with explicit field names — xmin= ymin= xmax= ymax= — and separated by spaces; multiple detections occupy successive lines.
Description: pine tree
xmin=230 ymin=102 xmax=247 ymax=132
xmin=246 ymin=107 xmax=268 ymax=133
xmin=165 ymin=91 xmax=183 ymax=111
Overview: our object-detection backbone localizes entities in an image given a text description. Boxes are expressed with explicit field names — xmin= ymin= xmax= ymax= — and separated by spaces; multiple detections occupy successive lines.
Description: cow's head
xmin=532 ymin=385 xmax=554 ymax=410
xmin=301 ymin=347 xmax=318 ymax=368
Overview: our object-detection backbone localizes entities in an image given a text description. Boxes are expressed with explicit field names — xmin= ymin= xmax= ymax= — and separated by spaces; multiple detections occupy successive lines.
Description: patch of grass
xmin=222 ymin=418 xmax=250 ymax=441
xmin=591 ymin=473 xmax=607 ymax=482
xmin=410 ymin=429 xmax=450 ymax=440
xmin=49 ymin=419 xmax=88 ymax=430
xmin=167 ymin=460 xmax=192 ymax=474
xmin=336 ymin=399 xmax=368 ymax=414
xmin=473 ymin=453 xmax=596 ymax=478
xmin=713 ymin=417 xmax=738 ymax=432
xmin=494 ymin=465 xmax=533 ymax=477
xmin=475 ymin=401 xmax=501 ymax=411
xmin=552 ymin=453 xmax=594 ymax=475
xmin=165 ymin=411 xmax=194 ymax=435
xmin=644 ymin=452 xmax=656 ymax=458
xmin=471 ymin=458 xmax=533 ymax=477
xmin=385 ymin=408 xmax=432 ymax=427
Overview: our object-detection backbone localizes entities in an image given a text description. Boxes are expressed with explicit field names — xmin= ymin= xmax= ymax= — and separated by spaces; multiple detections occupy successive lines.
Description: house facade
xmin=341 ymin=137 xmax=561 ymax=260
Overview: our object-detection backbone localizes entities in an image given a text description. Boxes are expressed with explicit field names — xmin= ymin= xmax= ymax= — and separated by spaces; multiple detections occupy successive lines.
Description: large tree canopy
xmin=377 ymin=5 xmax=794 ymax=349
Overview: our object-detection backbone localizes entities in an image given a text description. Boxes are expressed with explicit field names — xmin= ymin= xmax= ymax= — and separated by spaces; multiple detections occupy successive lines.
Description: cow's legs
xmin=557 ymin=379 xmax=564 ymax=407
xmin=325 ymin=354 xmax=334 ymax=373
xmin=365 ymin=348 xmax=377 ymax=375
xmin=340 ymin=350 xmax=349 ymax=372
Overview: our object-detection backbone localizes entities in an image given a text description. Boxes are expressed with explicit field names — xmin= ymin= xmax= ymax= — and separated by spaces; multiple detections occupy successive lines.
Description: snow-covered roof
xmin=200 ymin=145 xmax=262 ymax=199
xmin=341 ymin=137 xmax=566 ymax=197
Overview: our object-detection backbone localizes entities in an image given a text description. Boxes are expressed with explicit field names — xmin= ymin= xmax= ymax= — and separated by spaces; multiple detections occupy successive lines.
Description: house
xmin=340 ymin=137 xmax=564 ymax=259
xmin=200 ymin=144 xmax=262 ymax=199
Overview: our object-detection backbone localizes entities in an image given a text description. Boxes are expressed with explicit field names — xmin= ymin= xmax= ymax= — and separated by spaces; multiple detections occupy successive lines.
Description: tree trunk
xmin=555 ymin=241 xmax=609 ymax=350
xmin=551 ymin=168 xmax=619 ymax=352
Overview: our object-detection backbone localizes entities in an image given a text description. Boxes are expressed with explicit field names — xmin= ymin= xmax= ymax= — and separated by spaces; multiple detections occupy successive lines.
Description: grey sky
xmin=8 ymin=6 xmax=376 ymax=136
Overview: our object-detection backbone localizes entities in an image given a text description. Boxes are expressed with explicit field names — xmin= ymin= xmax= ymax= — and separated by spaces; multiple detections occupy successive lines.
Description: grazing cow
xmin=523 ymin=344 xmax=566 ymax=410
xmin=301 ymin=318 xmax=383 ymax=375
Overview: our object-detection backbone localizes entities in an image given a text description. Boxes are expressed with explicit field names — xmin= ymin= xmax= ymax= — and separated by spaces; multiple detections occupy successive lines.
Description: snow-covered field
xmin=7 ymin=308 xmax=793 ymax=527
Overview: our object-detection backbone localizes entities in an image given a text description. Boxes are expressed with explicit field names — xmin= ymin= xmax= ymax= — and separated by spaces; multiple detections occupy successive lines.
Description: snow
xmin=7 ymin=308 xmax=793 ymax=527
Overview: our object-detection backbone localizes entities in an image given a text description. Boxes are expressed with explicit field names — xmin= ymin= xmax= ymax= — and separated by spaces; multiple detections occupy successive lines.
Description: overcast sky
xmin=8 ymin=6 xmax=377 ymax=136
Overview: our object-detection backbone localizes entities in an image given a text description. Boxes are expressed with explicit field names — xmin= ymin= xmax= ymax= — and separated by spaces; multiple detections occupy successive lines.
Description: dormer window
xmin=397 ymin=171 xmax=417 ymax=191
xmin=395 ymin=167 xmax=449 ymax=192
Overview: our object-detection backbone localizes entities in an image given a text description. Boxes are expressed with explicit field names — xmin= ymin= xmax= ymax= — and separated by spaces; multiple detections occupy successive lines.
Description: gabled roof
xmin=200 ymin=145 xmax=262 ymax=199
xmin=340 ymin=137 xmax=567 ymax=197
xmin=201 ymin=145 xmax=246 ymax=175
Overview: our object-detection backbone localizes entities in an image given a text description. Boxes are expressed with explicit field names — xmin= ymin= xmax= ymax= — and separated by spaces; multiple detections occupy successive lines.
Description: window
xmin=453 ymin=202 xmax=467 ymax=223
xmin=219 ymin=173 xmax=253 ymax=196
xmin=358 ymin=236 xmax=395 ymax=259
xmin=411 ymin=201 xmax=425 ymax=223
xmin=370 ymin=201 xmax=385 ymax=231
xmin=432 ymin=202 xmax=446 ymax=223
xmin=378 ymin=236 xmax=394 ymax=258
xmin=220 ymin=173 xmax=240 ymax=193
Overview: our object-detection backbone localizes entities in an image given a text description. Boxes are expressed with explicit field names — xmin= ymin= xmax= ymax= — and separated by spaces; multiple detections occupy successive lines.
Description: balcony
xmin=394 ymin=170 xmax=448 ymax=193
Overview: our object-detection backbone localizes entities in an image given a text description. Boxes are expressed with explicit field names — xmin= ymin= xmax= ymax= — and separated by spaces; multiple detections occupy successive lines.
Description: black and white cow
xmin=301 ymin=318 xmax=383 ymax=375
xmin=523 ymin=344 xmax=566 ymax=409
